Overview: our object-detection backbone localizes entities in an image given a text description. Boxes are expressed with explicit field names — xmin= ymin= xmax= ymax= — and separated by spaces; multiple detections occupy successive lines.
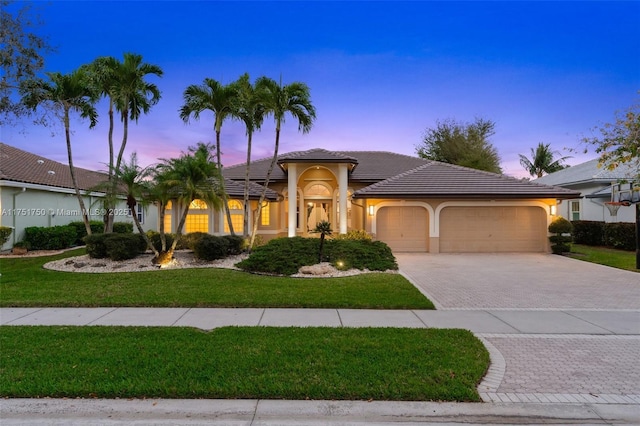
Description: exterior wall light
xmin=368 ymin=205 xmax=375 ymax=216
xmin=550 ymin=204 xmax=557 ymax=216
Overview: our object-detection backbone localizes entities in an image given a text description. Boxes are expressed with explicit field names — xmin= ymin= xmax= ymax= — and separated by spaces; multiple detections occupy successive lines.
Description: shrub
xmin=193 ymin=234 xmax=230 ymax=261
xmin=23 ymin=225 xmax=77 ymax=250
xmin=223 ymin=234 xmax=245 ymax=255
xmin=604 ymin=223 xmax=636 ymax=251
xmin=571 ymin=221 xmax=605 ymax=246
xmin=332 ymin=229 xmax=373 ymax=241
xmin=0 ymin=226 xmax=13 ymax=247
xmin=237 ymin=237 xmax=398 ymax=275
xmin=237 ymin=237 xmax=319 ymax=275
xmin=326 ymin=239 xmax=398 ymax=271
xmin=548 ymin=217 xmax=573 ymax=254
xmin=148 ymin=232 xmax=175 ymax=252
xmin=84 ymin=233 xmax=109 ymax=258
xmin=68 ymin=221 xmax=104 ymax=245
xmin=175 ymin=232 xmax=209 ymax=250
xmin=104 ymin=234 xmax=146 ymax=260
xmin=112 ymin=222 xmax=134 ymax=234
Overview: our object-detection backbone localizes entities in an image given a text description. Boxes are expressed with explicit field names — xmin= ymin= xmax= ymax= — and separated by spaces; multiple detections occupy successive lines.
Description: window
xmin=186 ymin=199 xmax=209 ymax=233
xmin=570 ymin=200 xmax=580 ymax=221
xmin=136 ymin=204 xmax=144 ymax=224
xmin=163 ymin=201 xmax=172 ymax=232
xmin=261 ymin=202 xmax=270 ymax=226
xmin=224 ymin=200 xmax=243 ymax=233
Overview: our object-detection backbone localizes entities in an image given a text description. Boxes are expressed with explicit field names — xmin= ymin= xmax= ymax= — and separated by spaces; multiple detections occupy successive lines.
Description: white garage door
xmin=439 ymin=206 xmax=547 ymax=253
xmin=376 ymin=206 xmax=428 ymax=252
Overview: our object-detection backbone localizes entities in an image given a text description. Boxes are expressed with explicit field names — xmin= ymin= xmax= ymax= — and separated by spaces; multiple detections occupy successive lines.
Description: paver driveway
xmin=396 ymin=253 xmax=640 ymax=405
xmin=396 ymin=253 xmax=640 ymax=310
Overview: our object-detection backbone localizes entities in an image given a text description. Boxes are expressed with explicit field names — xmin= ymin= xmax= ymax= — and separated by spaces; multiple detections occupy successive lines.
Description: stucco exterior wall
xmin=0 ymin=183 xmax=159 ymax=250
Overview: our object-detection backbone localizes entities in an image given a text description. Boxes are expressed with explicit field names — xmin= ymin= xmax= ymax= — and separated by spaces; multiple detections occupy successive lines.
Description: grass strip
xmin=0 ymin=326 xmax=488 ymax=401
xmin=569 ymin=244 xmax=639 ymax=272
xmin=0 ymin=249 xmax=433 ymax=309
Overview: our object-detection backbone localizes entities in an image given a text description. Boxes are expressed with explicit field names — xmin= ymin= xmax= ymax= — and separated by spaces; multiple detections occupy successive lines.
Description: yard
xmin=569 ymin=244 xmax=639 ymax=272
xmin=0 ymin=248 xmax=433 ymax=309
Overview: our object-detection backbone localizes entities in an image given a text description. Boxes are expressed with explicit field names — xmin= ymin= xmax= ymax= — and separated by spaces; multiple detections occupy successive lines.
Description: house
xmin=216 ymin=148 xmax=580 ymax=253
xmin=534 ymin=159 xmax=638 ymax=224
xmin=0 ymin=143 xmax=159 ymax=250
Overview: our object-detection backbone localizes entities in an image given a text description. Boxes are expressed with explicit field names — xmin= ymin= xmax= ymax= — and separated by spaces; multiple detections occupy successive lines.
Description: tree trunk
xmin=104 ymin=97 xmax=115 ymax=233
xmin=155 ymin=202 xmax=190 ymax=266
xmin=249 ymin=125 xmax=281 ymax=249
xmin=127 ymin=197 xmax=158 ymax=258
xmin=243 ymin=131 xmax=253 ymax=238
xmin=64 ymin=107 xmax=92 ymax=236
xmin=215 ymin=129 xmax=235 ymax=235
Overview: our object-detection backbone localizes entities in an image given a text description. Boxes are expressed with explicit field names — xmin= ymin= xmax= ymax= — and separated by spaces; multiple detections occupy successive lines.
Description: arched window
xmin=224 ymin=200 xmax=244 ymax=233
xmin=306 ymin=184 xmax=331 ymax=197
xmin=185 ymin=199 xmax=209 ymax=233
xmin=163 ymin=201 xmax=172 ymax=232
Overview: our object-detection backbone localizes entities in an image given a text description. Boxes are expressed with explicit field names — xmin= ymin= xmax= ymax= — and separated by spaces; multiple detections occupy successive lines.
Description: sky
xmin=3 ymin=1 xmax=639 ymax=178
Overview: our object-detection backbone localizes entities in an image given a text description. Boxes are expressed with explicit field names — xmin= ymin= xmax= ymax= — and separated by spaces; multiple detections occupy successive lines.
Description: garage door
xmin=439 ymin=206 xmax=547 ymax=252
xmin=376 ymin=206 xmax=428 ymax=252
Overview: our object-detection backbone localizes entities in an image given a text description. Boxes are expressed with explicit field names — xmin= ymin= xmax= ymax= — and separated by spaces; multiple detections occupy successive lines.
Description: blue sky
xmin=3 ymin=1 xmax=639 ymax=178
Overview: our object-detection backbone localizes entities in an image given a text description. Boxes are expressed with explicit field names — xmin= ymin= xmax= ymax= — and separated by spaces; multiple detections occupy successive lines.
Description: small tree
xmin=548 ymin=217 xmax=573 ymax=255
xmin=312 ymin=220 xmax=332 ymax=263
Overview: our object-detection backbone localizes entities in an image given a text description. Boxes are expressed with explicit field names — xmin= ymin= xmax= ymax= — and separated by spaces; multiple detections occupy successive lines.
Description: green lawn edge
xmin=0 ymin=249 xmax=434 ymax=309
xmin=568 ymin=244 xmax=639 ymax=272
xmin=0 ymin=326 xmax=489 ymax=401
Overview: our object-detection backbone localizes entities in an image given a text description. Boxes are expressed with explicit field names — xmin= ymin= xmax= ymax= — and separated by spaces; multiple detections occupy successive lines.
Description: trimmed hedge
xmin=604 ymin=223 xmax=636 ymax=251
xmin=571 ymin=221 xmax=605 ymax=246
xmin=548 ymin=217 xmax=573 ymax=254
xmin=571 ymin=220 xmax=635 ymax=251
xmin=23 ymin=226 xmax=77 ymax=250
xmin=68 ymin=221 xmax=104 ymax=245
xmin=85 ymin=233 xmax=147 ymax=260
xmin=175 ymin=232 xmax=209 ymax=250
xmin=237 ymin=237 xmax=397 ymax=276
xmin=193 ymin=235 xmax=230 ymax=261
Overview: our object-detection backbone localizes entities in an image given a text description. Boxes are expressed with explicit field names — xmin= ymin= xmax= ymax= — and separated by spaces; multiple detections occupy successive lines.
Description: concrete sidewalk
xmin=2 ymin=398 xmax=640 ymax=425
xmin=2 ymin=307 xmax=639 ymax=334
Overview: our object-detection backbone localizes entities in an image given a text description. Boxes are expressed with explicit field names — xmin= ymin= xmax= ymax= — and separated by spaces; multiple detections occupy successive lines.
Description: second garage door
xmin=376 ymin=206 xmax=428 ymax=252
xmin=439 ymin=206 xmax=547 ymax=252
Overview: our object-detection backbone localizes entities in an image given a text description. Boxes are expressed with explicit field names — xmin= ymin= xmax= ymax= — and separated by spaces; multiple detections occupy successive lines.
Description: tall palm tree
xmin=519 ymin=142 xmax=571 ymax=178
xmin=249 ymin=77 xmax=316 ymax=248
xmin=154 ymin=143 xmax=223 ymax=265
xmin=22 ymin=69 xmax=98 ymax=235
xmin=116 ymin=152 xmax=159 ymax=258
xmin=84 ymin=53 xmax=162 ymax=232
xmin=179 ymin=78 xmax=237 ymax=235
xmin=232 ymin=73 xmax=265 ymax=237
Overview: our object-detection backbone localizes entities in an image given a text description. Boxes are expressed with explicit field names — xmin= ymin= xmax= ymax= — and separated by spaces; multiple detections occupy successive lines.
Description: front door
xmin=306 ymin=201 xmax=331 ymax=232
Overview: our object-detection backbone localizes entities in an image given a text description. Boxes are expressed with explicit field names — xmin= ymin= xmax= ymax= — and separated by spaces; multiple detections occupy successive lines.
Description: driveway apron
xmin=396 ymin=253 xmax=640 ymax=405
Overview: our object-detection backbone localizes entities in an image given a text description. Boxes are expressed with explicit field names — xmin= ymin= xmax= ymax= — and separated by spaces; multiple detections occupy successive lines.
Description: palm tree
xmin=232 ymin=73 xmax=265 ymax=238
xmin=519 ymin=142 xmax=571 ymax=178
xmin=22 ymin=69 xmax=98 ymax=235
xmin=154 ymin=143 xmax=223 ymax=265
xmin=179 ymin=78 xmax=237 ymax=235
xmin=312 ymin=220 xmax=332 ymax=263
xmin=116 ymin=152 xmax=159 ymax=258
xmin=249 ymin=77 xmax=316 ymax=248
xmin=83 ymin=53 xmax=162 ymax=232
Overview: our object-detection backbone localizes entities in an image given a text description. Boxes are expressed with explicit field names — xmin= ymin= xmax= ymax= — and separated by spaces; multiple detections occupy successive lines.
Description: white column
xmin=288 ymin=163 xmax=297 ymax=237
xmin=339 ymin=164 xmax=348 ymax=234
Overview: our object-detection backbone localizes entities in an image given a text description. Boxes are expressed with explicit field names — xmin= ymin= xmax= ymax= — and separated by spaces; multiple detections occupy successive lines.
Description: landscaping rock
xmin=298 ymin=263 xmax=337 ymax=276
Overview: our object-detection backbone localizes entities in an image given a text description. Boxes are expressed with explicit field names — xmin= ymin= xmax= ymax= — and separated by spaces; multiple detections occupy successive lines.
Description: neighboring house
xmin=0 ymin=143 xmax=159 ymax=250
xmin=534 ymin=159 xmax=638 ymax=224
xmin=220 ymin=148 xmax=580 ymax=253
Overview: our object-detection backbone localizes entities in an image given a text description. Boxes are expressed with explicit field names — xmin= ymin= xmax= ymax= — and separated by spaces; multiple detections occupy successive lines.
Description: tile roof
xmin=352 ymin=162 xmax=581 ymax=199
xmin=224 ymin=178 xmax=279 ymax=201
xmin=534 ymin=159 xmax=639 ymax=186
xmin=223 ymin=149 xmax=428 ymax=182
xmin=0 ymin=142 xmax=108 ymax=191
xmin=224 ymin=147 xmax=580 ymax=199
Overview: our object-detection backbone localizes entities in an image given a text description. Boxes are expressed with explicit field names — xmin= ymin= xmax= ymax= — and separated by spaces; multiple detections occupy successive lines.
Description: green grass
xmin=0 ymin=326 xmax=489 ymax=401
xmin=568 ymin=244 xmax=639 ymax=272
xmin=0 ymin=249 xmax=433 ymax=309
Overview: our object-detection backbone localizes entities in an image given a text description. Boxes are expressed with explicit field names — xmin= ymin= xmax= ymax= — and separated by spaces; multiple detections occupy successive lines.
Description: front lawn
xmin=568 ymin=244 xmax=639 ymax=272
xmin=0 ymin=326 xmax=489 ymax=401
xmin=0 ymin=249 xmax=433 ymax=309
